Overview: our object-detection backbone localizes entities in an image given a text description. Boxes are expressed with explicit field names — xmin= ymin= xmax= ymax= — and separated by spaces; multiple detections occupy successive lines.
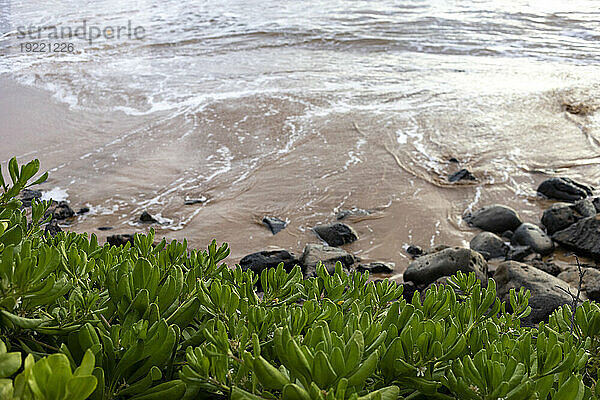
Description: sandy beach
xmin=3 ymin=0 xmax=600 ymax=273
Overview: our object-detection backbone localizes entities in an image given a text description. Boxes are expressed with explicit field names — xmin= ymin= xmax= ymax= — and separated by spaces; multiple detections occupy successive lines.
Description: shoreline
xmin=25 ymin=175 xmax=599 ymax=284
xmin=2 ymin=75 xmax=599 ymax=272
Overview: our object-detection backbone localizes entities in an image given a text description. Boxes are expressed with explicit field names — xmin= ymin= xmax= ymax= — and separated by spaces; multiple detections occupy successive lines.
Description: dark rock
xmin=592 ymin=197 xmax=600 ymax=213
xmin=300 ymin=244 xmax=355 ymax=277
xmin=98 ymin=226 xmax=113 ymax=231
xmin=406 ymin=245 xmax=424 ymax=258
xmin=430 ymin=276 xmax=451 ymax=286
xmin=20 ymin=189 xmax=42 ymax=207
xmin=501 ymin=230 xmax=513 ymax=240
xmin=52 ymin=201 xmax=75 ymax=220
xmin=552 ymin=216 xmax=600 ymax=259
xmin=506 ymin=245 xmax=535 ymax=262
xmin=400 ymin=281 xmax=418 ymax=302
xmin=470 ymin=232 xmax=509 ymax=260
xmin=140 ymin=211 xmax=158 ymax=223
xmin=419 ymin=276 xmax=453 ymax=301
xmin=77 ymin=207 xmax=90 ymax=215
xmin=313 ymin=222 xmax=358 ymax=246
xmin=356 ymin=262 xmax=395 ymax=274
xmin=448 ymin=168 xmax=476 ymax=183
xmin=572 ymin=198 xmax=596 ymax=217
xmin=448 ymin=157 xmax=460 ymax=163
xmin=558 ymin=266 xmax=600 ymax=301
xmin=107 ymin=234 xmax=134 ymax=247
xmin=184 ymin=197 xmax=207 ymax=205
xmin=494 ymin=261 xmax=584 ymax=326
xmin=541 ymin=203 xmax=579 ymax=235
xmin=403 ymin=247 xmax=487 ymax=286
xmin=537 ymin=177 xmax=593 ymax=202
xmin=336 ymin=208 xmax=372 ymax=220
xmin=239 ymin=249 xmax=299 ymax=275
xmin=464 ymin=204 xmax=522 ymax=233
xmin=262 ymin=216 xmax=287 ymax=235
xmin=511 ymin=223 xmax=553 ymax=255
xmin=44 ymin=220 xmax=62 ymax=236
xmin=528 ymin=260 xmax=561 ymax=276
xmin=426 ymin=244 xmax=451 ymax=254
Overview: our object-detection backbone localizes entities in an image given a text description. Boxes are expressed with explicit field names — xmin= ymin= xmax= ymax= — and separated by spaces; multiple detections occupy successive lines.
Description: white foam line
xmin=430 ymin=220 xmax=441 ymax=247
xmin=466 ymin=186 xmax=483 ymax=214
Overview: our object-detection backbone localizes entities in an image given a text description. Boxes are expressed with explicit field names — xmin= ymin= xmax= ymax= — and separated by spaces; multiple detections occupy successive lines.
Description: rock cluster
xmin=41 ymin=174 xmax=599 ymax=327
xmin=19 ymin=191 xmax=79 ymax=237
xmin=399 ymin=176 xmax=599 ymax=325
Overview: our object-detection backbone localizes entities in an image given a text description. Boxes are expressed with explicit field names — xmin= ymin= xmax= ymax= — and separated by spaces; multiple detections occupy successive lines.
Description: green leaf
xmin=0 ymin=225 xmax=22 ymax=247
xmin=0 ymin=352 xmax=21 ymax=378
xmin=253 ymin=356 xmax=290 ymax=391
xmin=231 ymin=386 xmax=268 ymax=400
xmin=282 ymin=383 xmax=312 ymax=400
xmin=0 ymin=310 xmax=46 ymax=329
xmin=356 ymin=386 xmax=400 ymax=400
xmin=555 ymin=375 xmax=584 ymax=400
xmin=74 ymin=349 xmax=95 ymax=377
xmin=0 ymin=167 xmax=5 ymax=189
xmin=8 ymin=157 xmax=19 ymax=185
xmin=29 ymin=171 xmax=48 ymax=187
xmin=20 ymin=159 xmax=39 ymax=183
xmin=66 ymin=375 xmax=98 ymax=400
xmin=312 ymin=350 xmax=336 ymax=389
xmin=347 ymin=350 xmax=379 ymax=387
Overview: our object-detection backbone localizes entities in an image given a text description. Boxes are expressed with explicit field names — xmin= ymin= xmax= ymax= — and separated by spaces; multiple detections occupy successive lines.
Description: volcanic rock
xmin=464 ymin=204 xmax=522 ymax=233
xmin=403 ymin=247 xmax=487 ymax=286
xmin=537 ymin=177 xmax=593 ymax=202
xmin=313 ymin=222 xmax=358 ymax=246
xmin=511 ymin=223 xmax=553 ymax=255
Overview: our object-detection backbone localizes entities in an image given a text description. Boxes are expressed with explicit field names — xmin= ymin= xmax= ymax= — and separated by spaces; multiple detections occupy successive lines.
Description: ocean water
xmin=1 ymin=0 xmax=600 ymax=270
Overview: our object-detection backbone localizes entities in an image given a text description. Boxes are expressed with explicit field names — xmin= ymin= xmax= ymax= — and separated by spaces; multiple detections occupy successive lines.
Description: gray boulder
xmin=313 ymin=222 xmax=358 ymax=246
xmin=511 ymin=223 xmax=553 ymax=255
xmin=20 ymin=189 xmax=42 ymax=207
xmin=51 ymin=201 xmax=75 ymax=220
xmin=140 ymin=211 xmax=158 ymax=223
xmin=541 ymin=203 xmax=580 ymax=235
xmin=494 ymin=261 xmax=584 ymax=326
xmin=506 ymin=245 xmax=535 ymax=262
xmin=426 ymin=244 xmax=451 ymax=254
xmin=558 ymin=266 xmax=600 ymax=302
xmin=470 ymin=232 xmax=509 ymax=260
xmin=400 ymin=282 xmax=418 ymax=302
xmin=300 ymin=244 xmax=355 ymax=277
xmin=537 ymin=177 xmax=593 ymax=202
xmin=403 ymin=247 xmax=487 ymax=287
xmin=448 ymin=168 xmax=476 ymax=183
xmin=592 ymin=197 xmax=600 ymax=213
xmin=262 ymin=216 xmax=287 ymax=235
xmin=356 ymin=262 xmax=395 ymax=274
xmin=464 ymin=204 xmax=522 ymax=233
xmin=44 ymin=220 xmax=62 ymax=236
xmin=572 ymin=198 xmax=596 ymax=217
xmin=406 ymin=245 xmax=424 ymax=258
xmin=107 ymin=234 xmax=134 ymax=247
xmin=239 ymin=250 xmax=299 ymax=274
xmin=528 ymin=260 xmax=561 ymax=276
xmin=552 ymin=216 xmax=600 ymax=259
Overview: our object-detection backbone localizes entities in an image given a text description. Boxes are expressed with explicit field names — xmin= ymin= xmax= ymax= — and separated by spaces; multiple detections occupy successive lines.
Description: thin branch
xmin=555 ymin=256 xmax=586 ymax=335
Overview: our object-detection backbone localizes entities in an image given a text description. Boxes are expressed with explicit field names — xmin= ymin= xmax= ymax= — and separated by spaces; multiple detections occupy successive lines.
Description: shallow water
xmin=1 ymin=0 xmax=600 ymax=270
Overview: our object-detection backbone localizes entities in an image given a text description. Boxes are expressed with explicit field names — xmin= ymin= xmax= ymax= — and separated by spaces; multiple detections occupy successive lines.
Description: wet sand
xmin=3 ymin=73 xmax=600 ymax=275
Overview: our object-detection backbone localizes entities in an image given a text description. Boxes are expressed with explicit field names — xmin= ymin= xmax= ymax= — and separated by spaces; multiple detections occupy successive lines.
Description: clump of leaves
xmin=1 ymin=157 xmax=600 ymax=400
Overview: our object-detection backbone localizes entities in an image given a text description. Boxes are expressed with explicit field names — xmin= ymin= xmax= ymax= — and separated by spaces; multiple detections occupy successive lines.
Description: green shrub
xmin=1 ymin=157 xmax=600 ymax=400
xmin=0 ymin=340 xmax=97 ymax=400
